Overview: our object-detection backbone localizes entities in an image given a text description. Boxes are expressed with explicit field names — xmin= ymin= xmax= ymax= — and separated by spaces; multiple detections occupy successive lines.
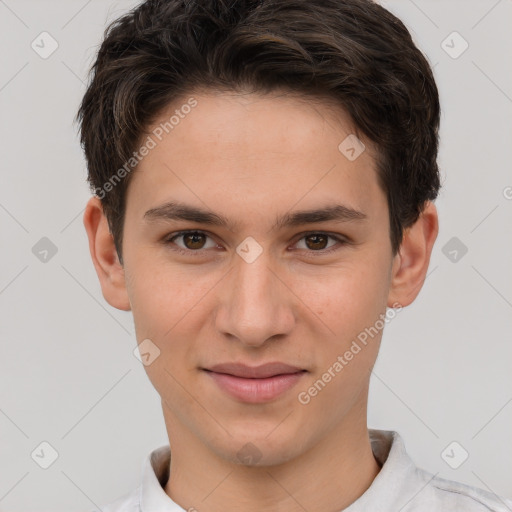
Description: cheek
xmin=126 ymin=256 xmax=215 ymax=337
xmin=295 ymin=264 xmax=387 ymax=415
xmin=291 ymin=258 xmax=390 ymax=342
xmin=127 ymin=269 xmax=201 ymax=407
xmin=126 ymin=262 xmax=216 ymax=396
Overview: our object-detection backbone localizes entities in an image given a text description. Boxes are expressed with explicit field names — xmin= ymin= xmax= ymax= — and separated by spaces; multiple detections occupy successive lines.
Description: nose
xmin=214 ymin=248 xmax=296 ymax=347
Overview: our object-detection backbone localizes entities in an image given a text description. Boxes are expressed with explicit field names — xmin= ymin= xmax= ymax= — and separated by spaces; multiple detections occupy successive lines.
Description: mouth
xmin=202 ymin=362 xmax=307 ymax=403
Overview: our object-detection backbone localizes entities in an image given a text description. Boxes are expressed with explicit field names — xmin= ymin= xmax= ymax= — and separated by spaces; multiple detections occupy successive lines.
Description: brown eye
xmin=294 ymin=232 xmax=346 ymax=255
xmin=182 ymin=232 xmax=207 ymax=250
xmin=166 ymin=231 xmax=217 ymax=252
xmin=304 ymin=234 xmax=329 ymax=250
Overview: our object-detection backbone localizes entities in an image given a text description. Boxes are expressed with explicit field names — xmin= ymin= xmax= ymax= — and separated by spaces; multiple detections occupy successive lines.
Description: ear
xmin=387 ymin=201 xmax=439 ymax=308
xmin=83 ymin=196 xmax=131 ymax=311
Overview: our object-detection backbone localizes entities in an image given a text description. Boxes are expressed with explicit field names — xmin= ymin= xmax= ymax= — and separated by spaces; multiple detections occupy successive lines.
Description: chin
xmin=209 ymin=424 xmax=307 ymax=468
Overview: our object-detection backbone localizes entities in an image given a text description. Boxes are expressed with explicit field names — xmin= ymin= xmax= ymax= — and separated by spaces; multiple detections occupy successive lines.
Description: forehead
xmin=126 ymin=91 xmax=385 ymax=224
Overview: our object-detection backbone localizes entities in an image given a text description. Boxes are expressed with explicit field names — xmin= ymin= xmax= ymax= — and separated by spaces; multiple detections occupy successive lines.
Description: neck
xmin=163 ymin=408 xmax=380 ymax=512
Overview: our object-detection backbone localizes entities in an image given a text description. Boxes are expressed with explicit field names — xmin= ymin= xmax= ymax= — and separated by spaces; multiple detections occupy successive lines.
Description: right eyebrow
xmin=143 ymin=200 xmax=368 ymax=232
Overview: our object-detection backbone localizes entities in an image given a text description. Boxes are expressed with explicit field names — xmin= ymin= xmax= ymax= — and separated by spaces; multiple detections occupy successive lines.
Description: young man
xmin=77 ymin=0 xmax=511 ymax=511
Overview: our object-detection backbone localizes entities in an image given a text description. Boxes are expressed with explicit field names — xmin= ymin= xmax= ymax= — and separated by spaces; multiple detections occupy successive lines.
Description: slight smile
xmin=202 ymin=362 xmax=308 ymax=404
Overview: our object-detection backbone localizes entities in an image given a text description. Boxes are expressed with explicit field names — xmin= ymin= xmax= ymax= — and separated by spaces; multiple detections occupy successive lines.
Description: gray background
xmin=0 ymin=0 xmax=511 ymax=511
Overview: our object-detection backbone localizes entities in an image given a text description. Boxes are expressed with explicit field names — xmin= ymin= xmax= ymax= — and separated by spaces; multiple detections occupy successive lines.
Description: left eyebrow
xmin=271 ymin=204 xmax=368 ymax=232
xmin=143 ymin=200 xmax=368 ymax=232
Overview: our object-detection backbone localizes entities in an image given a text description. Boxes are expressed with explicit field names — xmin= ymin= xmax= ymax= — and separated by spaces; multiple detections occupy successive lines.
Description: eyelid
xmin=163 ymin=229 xmax=349 ymax=256
xmin=293 ymin=230 xmax=349 ymax=243
xmin=164 ymin=229 xmax=220 ymax=254
xmin=290 ymin=231 xmax=349 ymax=255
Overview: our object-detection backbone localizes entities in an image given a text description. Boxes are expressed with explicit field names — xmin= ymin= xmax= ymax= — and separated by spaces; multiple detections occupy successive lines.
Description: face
xmin=97 ymin=90 xmax=413 ymax=466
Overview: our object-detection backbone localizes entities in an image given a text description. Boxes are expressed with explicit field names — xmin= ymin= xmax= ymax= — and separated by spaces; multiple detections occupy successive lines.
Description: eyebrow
xmin=143 ymin=201 xmax=368 ymax=231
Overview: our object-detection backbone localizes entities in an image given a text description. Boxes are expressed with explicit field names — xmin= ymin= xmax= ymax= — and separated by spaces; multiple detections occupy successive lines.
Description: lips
xmin=203 ymin=362 xmax=307 ymax=403
xmin=205 ymin=362 xmax=305 ymax=379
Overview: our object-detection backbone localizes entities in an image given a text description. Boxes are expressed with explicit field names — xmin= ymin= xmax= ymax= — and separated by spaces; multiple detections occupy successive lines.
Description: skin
xmin=84 ymin=90 xmax=438 ymax=512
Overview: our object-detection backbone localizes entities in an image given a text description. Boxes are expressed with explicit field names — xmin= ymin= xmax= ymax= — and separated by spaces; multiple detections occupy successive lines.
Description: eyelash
xmin=162 ymin=230 xmax=348 ymax=257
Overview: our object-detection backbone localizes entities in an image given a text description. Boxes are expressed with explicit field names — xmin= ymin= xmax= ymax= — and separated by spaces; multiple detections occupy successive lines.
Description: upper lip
xmin=204 ymin=362 xmax=305 ymax=379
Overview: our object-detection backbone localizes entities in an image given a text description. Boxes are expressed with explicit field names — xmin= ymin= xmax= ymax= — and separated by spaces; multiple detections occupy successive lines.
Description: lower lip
xmin=204 ymin=370 xmax=306 ymax=403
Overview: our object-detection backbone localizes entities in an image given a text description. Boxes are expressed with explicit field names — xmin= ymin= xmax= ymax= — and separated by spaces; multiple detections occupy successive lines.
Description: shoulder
xmin=88 ymin=486 xmax=141 ymax=512
xmin=411 ymin=467 xmax=512 ymax=512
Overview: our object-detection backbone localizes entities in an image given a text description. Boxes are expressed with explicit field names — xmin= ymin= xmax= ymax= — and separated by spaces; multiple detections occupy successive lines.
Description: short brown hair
xmin=76 ymin=0 xmax=441 ymax=262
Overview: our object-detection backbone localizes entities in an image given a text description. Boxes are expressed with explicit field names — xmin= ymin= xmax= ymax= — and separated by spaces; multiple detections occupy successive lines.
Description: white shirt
xmin=93 ymin=429 xmax=512 ymax=511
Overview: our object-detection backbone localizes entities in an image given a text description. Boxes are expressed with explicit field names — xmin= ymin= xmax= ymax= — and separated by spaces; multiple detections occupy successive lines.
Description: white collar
xmin=139 ymin=429 xmax=417 ymax=511
xmin=103 ymin=428 xmax=512 ymax=511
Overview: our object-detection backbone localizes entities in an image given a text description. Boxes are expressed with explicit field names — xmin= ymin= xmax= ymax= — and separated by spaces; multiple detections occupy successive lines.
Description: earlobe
xmin=387 ymin=201 xmax=439 ymax=308
xmin=83 ymin=196 xmax=131 ymax=311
